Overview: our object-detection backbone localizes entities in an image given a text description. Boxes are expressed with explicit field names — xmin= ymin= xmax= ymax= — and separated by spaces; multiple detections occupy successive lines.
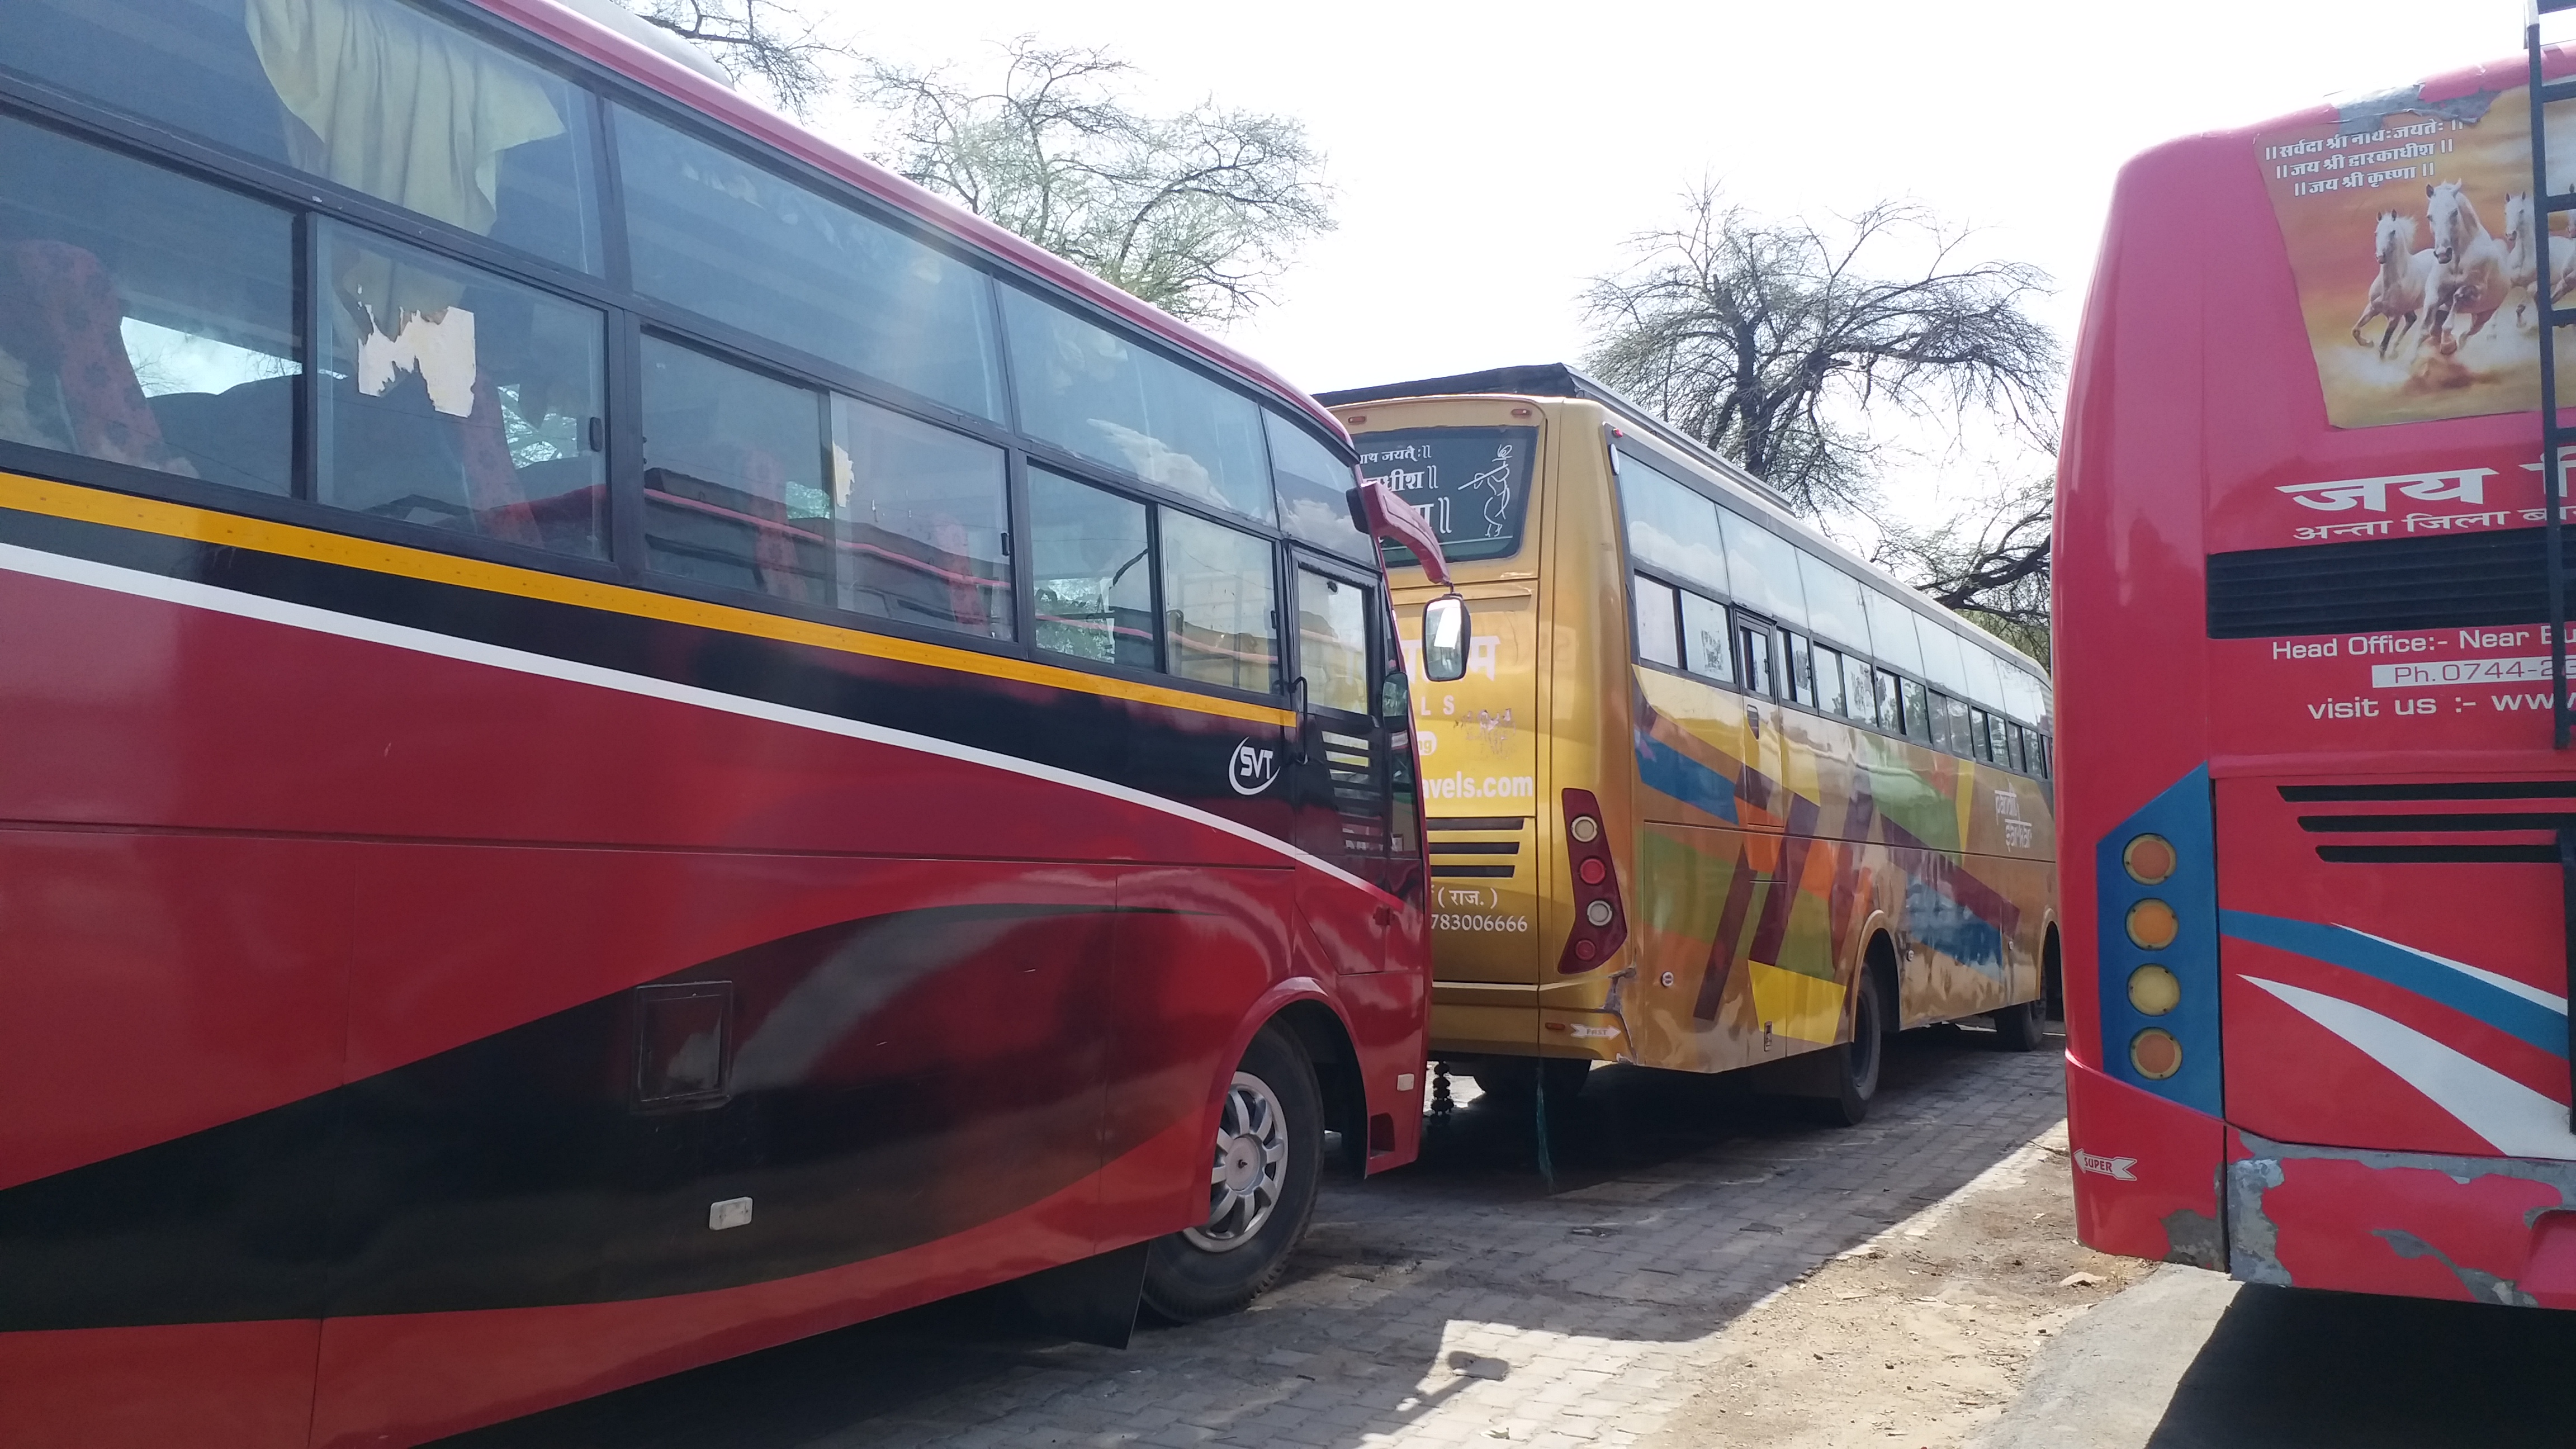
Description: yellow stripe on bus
xmin=0 ymin=471 xmax=1294 ymax=727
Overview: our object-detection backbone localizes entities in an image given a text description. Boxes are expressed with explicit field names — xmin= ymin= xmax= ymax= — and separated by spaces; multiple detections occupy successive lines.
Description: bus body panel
xmin=0 ymin=470 xmax=1427 ymax=1443
xmin=1348 ymin=390 xmax=2058 ymax=1082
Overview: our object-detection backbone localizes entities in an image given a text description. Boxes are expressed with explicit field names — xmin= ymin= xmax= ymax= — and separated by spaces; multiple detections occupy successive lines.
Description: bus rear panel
xmin=2061 ymin=49 xmax=2576 ymax=1303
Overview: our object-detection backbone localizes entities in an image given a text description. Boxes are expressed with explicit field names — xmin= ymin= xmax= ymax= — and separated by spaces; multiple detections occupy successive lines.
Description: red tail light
xmin=1556 ymin=788 xmax=1628 ymax=973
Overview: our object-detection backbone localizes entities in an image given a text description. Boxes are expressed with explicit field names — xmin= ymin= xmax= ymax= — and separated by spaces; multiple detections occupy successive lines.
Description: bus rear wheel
xmin=1139 ymin=1025 xmax=1323 ymax=1324
xmin=1812 ymin=969 xmax=1887 ymax=1128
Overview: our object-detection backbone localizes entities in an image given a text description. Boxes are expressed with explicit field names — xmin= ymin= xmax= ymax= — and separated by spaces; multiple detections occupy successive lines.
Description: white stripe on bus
xmin=0 ymin=542 xmax=1395 ymax=906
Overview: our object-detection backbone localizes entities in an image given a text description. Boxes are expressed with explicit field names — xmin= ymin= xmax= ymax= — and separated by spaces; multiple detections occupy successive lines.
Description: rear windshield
xmin=1354 ymin=427 xmax=1537 ymax=565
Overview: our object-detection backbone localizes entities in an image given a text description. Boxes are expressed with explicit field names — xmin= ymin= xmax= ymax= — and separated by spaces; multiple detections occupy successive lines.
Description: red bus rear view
xmin=2061 ymin=26 xmax=2576 ymax=1304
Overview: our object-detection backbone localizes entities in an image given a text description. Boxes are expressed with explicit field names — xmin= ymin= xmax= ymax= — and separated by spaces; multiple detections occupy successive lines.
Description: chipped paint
xmin=2240 ymin=1130 xmax=2576 ymax=1215
xmin=2375 ymin=1229 xmax=2538 ymax=1307
xmin=2225 ymin=1157 xmax=2291 ymax=1285
xmin=2159 ymin=1208 xmax=2224 ymax=1271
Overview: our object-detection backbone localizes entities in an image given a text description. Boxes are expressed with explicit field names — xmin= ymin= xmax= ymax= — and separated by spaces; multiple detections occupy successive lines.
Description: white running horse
xmin=2502 ymin=191 xmax=2576 ymax=329
xmin=2424 ymin=179 xmax=2513 ymax=355
xmin=2351 ymin=209 xmax=2438 ymax=357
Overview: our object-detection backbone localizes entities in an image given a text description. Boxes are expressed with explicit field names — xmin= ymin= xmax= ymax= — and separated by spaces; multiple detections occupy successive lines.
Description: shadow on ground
xmin=2144 ymin=1283 xmax=2576 ymax=1448
xmin=444 ymin=1025 xmax=2064 ymax=1448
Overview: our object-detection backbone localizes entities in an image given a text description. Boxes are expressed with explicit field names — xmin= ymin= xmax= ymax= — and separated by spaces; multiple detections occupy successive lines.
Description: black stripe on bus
xmin=2280 ymin=780 xmax=2576 ymax=801
xmin=2315 ymin=844 xmax=2559 ymax=864
xmin=2298 ymin=813 xmax=2570 ymax=832
xmin=1430 ymin=864 xmax=1516 ymax=878
xmin=1428 ymin=841 xmax=1521 ymax=855
xmin=1426 ymin=816 xmax=1527 ymax=831
xmin=2208 ymin=531 xmax=2555 ymax=638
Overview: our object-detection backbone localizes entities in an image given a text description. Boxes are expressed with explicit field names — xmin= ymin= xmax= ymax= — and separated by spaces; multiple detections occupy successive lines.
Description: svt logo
xmin=1228 ymin=740 xmax=1281 ymax=796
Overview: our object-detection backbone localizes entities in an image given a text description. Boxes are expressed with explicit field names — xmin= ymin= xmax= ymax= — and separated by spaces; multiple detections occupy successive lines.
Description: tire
xmin=1467 ymin=1055 xmax=1590 ymax=1106
xmin=1139 ymin=1026 xmax=1323 ymax=1324
xmin=1992 ymin=995 xmax=2047 ymax=1052
xmin=1812 ymin=969 xmax=1887 ymax=1128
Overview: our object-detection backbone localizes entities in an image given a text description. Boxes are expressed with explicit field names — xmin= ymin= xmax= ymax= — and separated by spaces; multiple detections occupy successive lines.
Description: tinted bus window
xmin=13 ymin=0 xmax=600 ymax=272
xmin=0 ymin=112 xmax=299 ymax=493
xmin=1720 ymin=510 xmax=1805 ymax=629
xmin=1840 ymin=654 xmax=1871 ymax=722
xmin=1161 ymin=510 xmax=1277 ymax=692
xmin=1901 ymin=678 xmax=1934 ymax=744
xmin=1030 ymin=466 xmax=1154 ymax=669
xmin=1001 ymin=287 xmax=1270 ymax=522
xmin=639 ymin=337 xmax=828 ymax=598
xmin=1782 ymin=631 xmax=1815 ymax=705
xmin=830 ymin=394 xmax=1011 ymax=639
xmin=1918 ymin=622 xmax=1971 ymax=698
xmin=1620 ymin=454 xmax=1728 ymax=594
xmin=1737 ymin=616 xmax=1775 ymax=695
xmin=1680 ymin=590 xmax=1730 ymax=680
xmin=1863 ymin=590 xmax=1925 ymax=676
xmin=1268 ymin=411 xmax=1370 ymax=561
xmin=1297 ymin=569 xmax=1368 ymax=714
xmin=1355 ymin=426 xmax=1536 ymax=564
xmin=1633 ymin=574 xmax=1680 ymax=667
xmin=618 ymin=106 xmax=1001 ymax=420
xmin=1797 ymin=551 xmax=1871 ymax=654
xmin=1873 ymin=667 xmax=1903 ymax=732
xmin=318 ymin=224 xmax=604 ymax=555
xmin=1813 ymin=645 xmax=1848 ymax=716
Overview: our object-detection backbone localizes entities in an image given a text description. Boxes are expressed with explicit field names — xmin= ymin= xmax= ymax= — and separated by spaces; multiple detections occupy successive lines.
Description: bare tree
xmin=861 ymin=40 xmax=1334 ymax=324
xmin=1583 ymin=186 xmax=2061 ymax=519
xmin=615 ymin=0 xmax=853 ymax=116
xmin=1872 ymin=471 xmax=2053 ymax=664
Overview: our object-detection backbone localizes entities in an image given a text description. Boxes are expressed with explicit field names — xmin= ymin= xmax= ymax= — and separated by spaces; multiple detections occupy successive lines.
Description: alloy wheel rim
xmin=1183 ymin=1071 xmax=1288 ymax=1252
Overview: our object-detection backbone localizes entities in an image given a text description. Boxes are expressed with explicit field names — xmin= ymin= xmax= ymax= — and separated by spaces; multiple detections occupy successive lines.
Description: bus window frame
xmin=1289 ymin=547 xmax=1381 ymax=723
xmin=0 ymin=40 xmax=1347 ymax=718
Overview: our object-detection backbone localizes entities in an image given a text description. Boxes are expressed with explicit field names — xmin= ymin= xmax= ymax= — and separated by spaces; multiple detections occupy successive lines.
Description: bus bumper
xmin=2226 ymin=1129 xmax=2576 ymax=1307
xmin=2066 ymin=1055 xmax=2225 ymax=1269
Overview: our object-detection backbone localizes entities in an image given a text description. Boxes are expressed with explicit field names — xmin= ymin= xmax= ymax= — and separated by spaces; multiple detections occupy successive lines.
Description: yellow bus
xmin=1320 ymin=365 xmax=2058 ymax=1124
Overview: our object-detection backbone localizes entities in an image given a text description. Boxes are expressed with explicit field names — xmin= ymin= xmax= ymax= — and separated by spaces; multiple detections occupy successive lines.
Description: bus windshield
xmin=1355 ymin=426 xmax=1536 ymax=564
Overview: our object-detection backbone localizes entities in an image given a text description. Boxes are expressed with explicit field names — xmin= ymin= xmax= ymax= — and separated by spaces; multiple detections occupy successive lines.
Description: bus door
xmin=1287 ymin=553 xmax=1401 ymax=972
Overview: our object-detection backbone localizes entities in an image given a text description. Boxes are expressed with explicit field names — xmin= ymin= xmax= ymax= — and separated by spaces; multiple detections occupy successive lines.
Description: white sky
xmin=817 ymin=0 xmax=2544 ymax=523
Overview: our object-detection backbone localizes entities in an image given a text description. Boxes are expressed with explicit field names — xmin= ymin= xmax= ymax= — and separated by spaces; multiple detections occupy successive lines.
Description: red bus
xmin=0 ymin=1 xmax=1449 ymax=1442
xmin=2061 ymin=36 xmax=2576 ymax=1305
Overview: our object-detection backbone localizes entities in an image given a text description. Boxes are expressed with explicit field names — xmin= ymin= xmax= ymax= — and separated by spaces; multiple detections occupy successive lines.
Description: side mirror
xmin=1422 ymin=593 xmax=1471 ymax=682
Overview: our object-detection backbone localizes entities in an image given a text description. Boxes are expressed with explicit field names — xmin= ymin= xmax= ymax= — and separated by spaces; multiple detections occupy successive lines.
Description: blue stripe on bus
xmin=2219 ymin=909 xmax=2568 ymax=1059
xmin=1633 ymin=732 xmax=1739 ymax=824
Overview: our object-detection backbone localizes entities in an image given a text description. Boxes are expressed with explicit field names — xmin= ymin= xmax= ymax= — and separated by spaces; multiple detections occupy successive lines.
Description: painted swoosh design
xmin=2220 ymin=910 xmax=2568 ymax=1057
xmin=1634 ymin=730 xmax=1740 ymax=824
xmin=2241 ymin=977 xmax=2576 ymax=1161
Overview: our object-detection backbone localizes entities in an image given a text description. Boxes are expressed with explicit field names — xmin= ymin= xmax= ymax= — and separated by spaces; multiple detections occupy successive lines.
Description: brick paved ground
xmin=454 ymin=1029 xmax=2067 ymax=1449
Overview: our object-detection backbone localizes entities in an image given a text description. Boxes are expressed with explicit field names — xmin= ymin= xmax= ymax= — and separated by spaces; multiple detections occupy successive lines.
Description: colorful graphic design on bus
xmin=2258 ymin=82 xmax=2576 ymax=428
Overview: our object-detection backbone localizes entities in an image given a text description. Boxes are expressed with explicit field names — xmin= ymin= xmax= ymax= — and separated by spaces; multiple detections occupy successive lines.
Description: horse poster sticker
xmin=2259 ymin=84 xmax=2576 ymax=428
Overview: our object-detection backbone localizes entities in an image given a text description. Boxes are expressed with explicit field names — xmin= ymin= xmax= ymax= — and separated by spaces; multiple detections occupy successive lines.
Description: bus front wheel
xmin=1139 ymin=1025 xmax=1323 ymax=1323
xmin=1992 ymin=996 xmax=2047 ymax=1052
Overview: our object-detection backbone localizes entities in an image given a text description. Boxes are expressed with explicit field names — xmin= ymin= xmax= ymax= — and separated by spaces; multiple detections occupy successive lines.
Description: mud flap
xmin=988 ymin=1240 xmax=1149 ymax=1349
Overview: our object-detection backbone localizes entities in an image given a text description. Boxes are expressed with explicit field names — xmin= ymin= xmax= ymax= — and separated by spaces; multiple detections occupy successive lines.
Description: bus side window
xmin=2007 ymin=723 xmax=2029 ymax=773
xmin=1681 ymin=591 xmax=1734 ymax=682
xmin=1873 ymin=668 xmax=1903 ymax=733
xmin=0 ymin=113 xmax=300 ymax=496
xmin=2038 ymin=735 xmax=2053 ymax=779
xmin=1971 ymin=708 xmax=1997 ymax=762
xmin=1634 ymin=574 xmax=1680 ymax=667
xmin=1924 ymin=692 xmax=1953 ymax=752
xmin=1781 ymin=631 xmax=1815 ymax=707
xmin=1813 ymin=645 xmax=1847 ymax=716
xmin=1901 ymin=679 xmax=1934 ymax=745
xmin=1296 ymin=569 xmax=1370 ymax=716
xmin=639 ymin=337 xmax=828 ymax=598
xmin=1736 ymin=617 xmax=1775 ymax=697
xmin=1846 ymin=655 xmax=1877 ymax=724
xmin=1030 ymin=467 xmax=1157 ymax=671
xmin=1161 ymin=511 xmax=1280 ymax=693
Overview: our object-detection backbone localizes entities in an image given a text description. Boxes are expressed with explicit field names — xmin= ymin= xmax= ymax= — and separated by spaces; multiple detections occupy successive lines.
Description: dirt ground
xmin=1647 ymin=1121 xmax=2156 ymax=1449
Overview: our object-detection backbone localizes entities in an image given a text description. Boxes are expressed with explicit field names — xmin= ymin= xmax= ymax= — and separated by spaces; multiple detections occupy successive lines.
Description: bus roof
xmin=1319 ymin=363 xmax=2044 ymax=679
xmin=473 ymin=0 xmax=1351 ymax=452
